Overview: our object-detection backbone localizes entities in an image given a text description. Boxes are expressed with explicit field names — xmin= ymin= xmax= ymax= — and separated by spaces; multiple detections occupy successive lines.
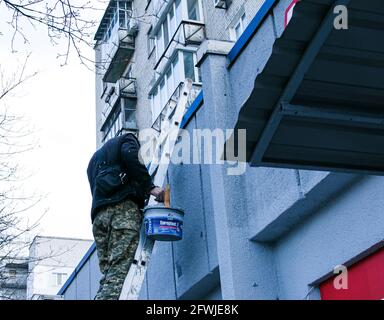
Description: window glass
xmin=119 ymin=112 xmax=124 ymax=129
xmin=160 ymin=79 xmax=166 ymax=108
xmin=187 ymin=0 xmax=200 ymax=21
xmin=175 ymin=0 xmax=182 ymax=25
xmin=154 ymin=88 xmax=161 ymax=120
xmin=166 ymin=67 xmax=173 ymax=97
xmin=183 ymin=51 xmax=195 ymax=81
xmin=157 ymin=30 xmax=164 ymax=57
xmin=119 ymin=9 xmax=126 ymax=28
xmin=125 ymin=109 xmax=136 ymax=129
xmin=163 ymin=19 xmax=169 ymax=48
xmin=197 ymin=66 xmax=202 ymax=83
xmin=235 ymin=23 xmax=242 ymax=40
xmin=169 ymin=5 xmax=176 ymax=34
xmin=233 ymin=13 xmax=246 ymax=40
xmin=54 ymin=273 xmax=67 ymax=286
xmin=173 ymin=53 xmax=180 ymax=85
xmin=9 ymin=269 xmax=16 ymax=278
xmin=148 ymin=37 xmax=155 ymax=56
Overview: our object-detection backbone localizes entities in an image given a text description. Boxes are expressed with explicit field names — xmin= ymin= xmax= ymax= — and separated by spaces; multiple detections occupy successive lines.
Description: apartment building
xmin=0 ymin=258 xmax=28 ymax=300
xmin=27 ymin=236 xmax=93 ymax=300
xmin=0 ymin=236 xmax=92 ymax=300
xmin=60 ymin=0 xmax=384 ymax=300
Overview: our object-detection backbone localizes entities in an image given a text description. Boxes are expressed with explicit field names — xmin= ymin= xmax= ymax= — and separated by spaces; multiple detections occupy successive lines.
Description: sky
xmin=0 ymin=2 xmax=107 ymax=241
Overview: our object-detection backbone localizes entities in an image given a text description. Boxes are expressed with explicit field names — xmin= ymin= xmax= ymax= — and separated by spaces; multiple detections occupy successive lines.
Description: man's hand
xmin=150 ymin=187 xmax=165 ymax=202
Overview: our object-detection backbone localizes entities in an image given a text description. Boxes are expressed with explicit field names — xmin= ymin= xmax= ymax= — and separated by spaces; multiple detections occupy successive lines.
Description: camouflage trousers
xmin=92 ymin=199 xmax=142 ymax=300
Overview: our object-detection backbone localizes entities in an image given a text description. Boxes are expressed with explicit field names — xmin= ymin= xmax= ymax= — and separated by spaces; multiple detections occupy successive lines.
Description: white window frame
xmin=230 ymin=12 xmax=246 ymax=41
xmin=150 ymin=50 xmax=201 ymax=123
xmin=53 ymin=272 xmax=68 ymax=287
xmin=153 ymin=0 xmax=203 ymax=61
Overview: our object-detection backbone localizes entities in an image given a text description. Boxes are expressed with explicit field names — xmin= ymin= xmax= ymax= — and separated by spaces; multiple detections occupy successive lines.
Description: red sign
xmin=320 ymin=247 xmax=384 ymax=300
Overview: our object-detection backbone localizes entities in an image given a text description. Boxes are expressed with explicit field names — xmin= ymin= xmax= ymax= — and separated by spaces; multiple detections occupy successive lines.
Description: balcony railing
xmin=155 ymin=20 xmax=205 ymax=74
xmin=119 ymin=77 xmax=137 ymax=98
xmin=152 ymin=80 xmax=202 ymax=132
xmin=98 ymin=27 xmax=136 ymax=83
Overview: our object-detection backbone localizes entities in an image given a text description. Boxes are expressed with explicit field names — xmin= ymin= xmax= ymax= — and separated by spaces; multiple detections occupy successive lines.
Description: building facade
xmin=27 ymin=236 xmax=93 ymax=300
xmin=59 ymin=0 xmax=384 ymax=300
xmin=0 ymin=258 xmax=29 ymax=300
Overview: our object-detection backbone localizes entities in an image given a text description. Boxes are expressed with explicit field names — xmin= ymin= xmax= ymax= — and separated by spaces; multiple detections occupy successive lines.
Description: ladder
xmin=119 ymin=80 xmax=193 ymax=300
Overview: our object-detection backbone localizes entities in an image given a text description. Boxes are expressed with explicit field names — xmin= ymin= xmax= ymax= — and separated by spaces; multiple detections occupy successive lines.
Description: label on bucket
xmin=145 ymin=216 xmax=183 ymax=240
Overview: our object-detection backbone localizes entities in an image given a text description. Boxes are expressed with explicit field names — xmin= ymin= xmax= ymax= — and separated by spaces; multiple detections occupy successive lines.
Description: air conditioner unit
xmin=214 ymin=0 xmax=231 ymax=9
xmin=128 ymin=18 xmax=139 ymax=37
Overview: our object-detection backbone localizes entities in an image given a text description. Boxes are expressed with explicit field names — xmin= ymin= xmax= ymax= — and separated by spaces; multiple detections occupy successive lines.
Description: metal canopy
xmin=229 ymin=0 xmax=384 ymax=175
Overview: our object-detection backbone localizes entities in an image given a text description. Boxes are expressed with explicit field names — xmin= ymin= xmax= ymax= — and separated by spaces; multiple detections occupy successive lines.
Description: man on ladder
xmin=87 ymin=132 xmax=165 ymax=300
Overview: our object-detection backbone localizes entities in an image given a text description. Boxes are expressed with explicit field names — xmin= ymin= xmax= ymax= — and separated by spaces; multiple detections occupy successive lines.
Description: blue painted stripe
xmin=180 ymin=91 xmax=204 ymax=129
xmin=227 ymin=0 xmax=277 ymax=66
xmin=58 ymin=242 xmax=97 ymax=295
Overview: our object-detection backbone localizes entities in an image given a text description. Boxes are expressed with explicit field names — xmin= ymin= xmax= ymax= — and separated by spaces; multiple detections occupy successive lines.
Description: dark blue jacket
xmin=87 ymin=133 xmax=155 ymax=223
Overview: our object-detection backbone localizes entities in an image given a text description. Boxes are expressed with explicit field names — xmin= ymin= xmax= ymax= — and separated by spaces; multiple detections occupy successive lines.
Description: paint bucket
xmin=144 ymin=206 xmax=184 ymax=241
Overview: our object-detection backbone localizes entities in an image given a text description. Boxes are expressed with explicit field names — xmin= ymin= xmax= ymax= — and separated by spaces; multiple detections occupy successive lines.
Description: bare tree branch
xmin=0 ymin=0 xmax=105 ymax=67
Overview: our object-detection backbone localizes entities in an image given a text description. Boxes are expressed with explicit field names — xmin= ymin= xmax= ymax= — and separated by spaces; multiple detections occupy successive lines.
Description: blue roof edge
xmin=181 ymin=91 xmax=204 ymax=129
xmin=57 ymin=242 xmax=97 ymax=296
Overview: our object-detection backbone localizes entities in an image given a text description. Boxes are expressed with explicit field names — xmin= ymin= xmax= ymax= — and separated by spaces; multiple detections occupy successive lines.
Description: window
xmin=124 ymin=99 xmax=137 ymax=130
xmin=157 ymin=28 xmax=164 ymax=59
xmin=163 ymin=19 xmax=169 ymax=48
xmin=172 ymin=53 xmax=181 ymax=85
xmin=153 ymin=0 xmax=203 ymax=61
xmin=169 ymin=5 xmax=176 ymax=33
xmin=102 ymin=107 xmax=123 ymax=142
xmin=124 ymin=65 xmax=133 ymax=79
xmin=102 ymin=1 xmax=132 ymax=42
xmin=175 ymin=0 xmax=182 ymax=24
xmin=53 ymin=272 xmax=67 ymax=286
xmin=8 ymin=269 xmax=16 ymax=279
xmin=187 ymin=0 xmax=200 ymax=21
xmin=183 ymin=51 xmax=195 ymax=81
xmin=102 ymin=99 xmax=137 ymax=142
xmin=148 ymin=37 xmax=156 ymax=56
xmin=160 ymin=78 xmax=167 ymax=108
xmin=231 ymin=13 xmax=246 ymax=41
xmin=166 ymin=67 xmax=174 ymax=97
xmin=150 ymin=51 xmax=201 ymax=123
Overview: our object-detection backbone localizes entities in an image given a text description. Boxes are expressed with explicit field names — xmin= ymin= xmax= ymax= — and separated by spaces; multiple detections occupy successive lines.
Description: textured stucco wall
xmin=273 ymin=175 xmax=384 ymax=299
xmin=203 ymin=0 xmax=266 ymax=41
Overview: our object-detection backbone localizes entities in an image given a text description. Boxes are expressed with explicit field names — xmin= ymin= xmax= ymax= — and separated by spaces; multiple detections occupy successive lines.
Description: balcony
xmin=101 ymin=94 xmax=138 ymax=144
xmin=99 ymin=29 xmax=136 ymax=83
xmin=152 ymin=80 xmax=201 ymax=132
xmin=101 ymin=77 xmax=137 ymax=123
xmin=155 ymin=20 xmax=205 ymax=75
xmin=94 ymin=0 xmax=136 ymax=83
